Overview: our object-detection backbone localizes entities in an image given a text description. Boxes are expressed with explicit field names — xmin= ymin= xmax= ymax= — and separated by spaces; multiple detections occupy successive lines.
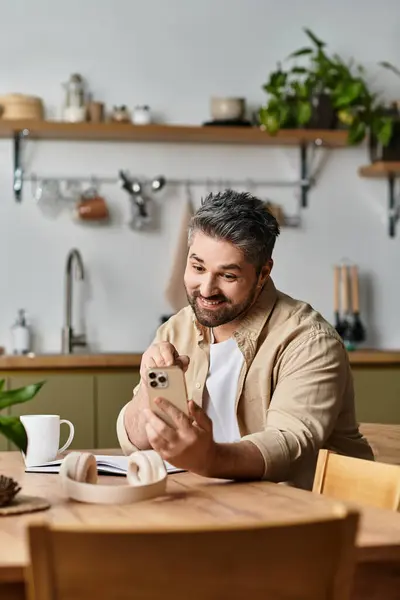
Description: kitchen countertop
xmin=0 ymin=353 xmax=143 ymax=370
xmin=0 ymin=349 xmax=399 ymax=370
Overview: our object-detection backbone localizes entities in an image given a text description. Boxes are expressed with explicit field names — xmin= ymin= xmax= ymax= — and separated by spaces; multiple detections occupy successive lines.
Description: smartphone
xmin=146 ymin=365 xmax=189 ymax=427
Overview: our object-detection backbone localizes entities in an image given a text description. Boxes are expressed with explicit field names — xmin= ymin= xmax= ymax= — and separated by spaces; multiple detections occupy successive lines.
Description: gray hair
xmin=188 ymin=189 xmax=280 ymax=273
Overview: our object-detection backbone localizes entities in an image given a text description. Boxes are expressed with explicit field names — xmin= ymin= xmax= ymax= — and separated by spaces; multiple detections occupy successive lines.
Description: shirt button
xmin=195 ymin=382 xmax=201 ymax=389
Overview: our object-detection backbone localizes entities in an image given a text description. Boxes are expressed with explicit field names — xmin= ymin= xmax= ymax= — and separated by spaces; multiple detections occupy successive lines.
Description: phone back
xmin=146 ymin=366 xmax=189 ymax=426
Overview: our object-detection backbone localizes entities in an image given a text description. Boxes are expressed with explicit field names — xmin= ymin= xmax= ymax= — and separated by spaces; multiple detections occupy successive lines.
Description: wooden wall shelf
xmin=359 ymin=162 xmax=400 ymax=178
xmin=0 ymin=120 xmax=350 ymax=146
xmin=359 ymin=161 xmax=400 ymax=237
xmin=4 ymin=121 xmax=350 ymax=206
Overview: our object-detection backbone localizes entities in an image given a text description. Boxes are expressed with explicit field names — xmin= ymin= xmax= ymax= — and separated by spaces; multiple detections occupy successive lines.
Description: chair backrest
xmin=313 ymin=449 xmax=400 ymax=510
xmin=27 ymin=509 xmax=359 ymax=600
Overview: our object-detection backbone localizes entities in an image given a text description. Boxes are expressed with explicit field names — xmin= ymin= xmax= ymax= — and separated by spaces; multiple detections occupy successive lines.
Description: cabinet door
xmin=8 ymin=374 xmax=95 ymax=450
xmin=352 ymin=367 xmax=400 ymax=424
xmin=96 ymin=371 xmax=140 ymax=449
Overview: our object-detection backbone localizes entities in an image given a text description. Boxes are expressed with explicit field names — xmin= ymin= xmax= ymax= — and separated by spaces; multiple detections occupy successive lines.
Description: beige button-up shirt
xmin=117 ymin=278 xmax=373 ymax=489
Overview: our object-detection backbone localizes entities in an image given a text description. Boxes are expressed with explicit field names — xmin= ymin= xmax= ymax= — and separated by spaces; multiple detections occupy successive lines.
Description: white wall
xmin=0 ymin=0 xmax=399 ymax=353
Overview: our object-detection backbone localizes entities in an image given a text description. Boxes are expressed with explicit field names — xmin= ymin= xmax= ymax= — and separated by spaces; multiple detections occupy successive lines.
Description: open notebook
xmin=24 ymin=454 xmax=184 ymax=476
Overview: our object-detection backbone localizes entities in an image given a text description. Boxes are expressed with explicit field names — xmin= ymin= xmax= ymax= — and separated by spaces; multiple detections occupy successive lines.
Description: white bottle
xmin=12 ymin=309 xmax=31 ymax=355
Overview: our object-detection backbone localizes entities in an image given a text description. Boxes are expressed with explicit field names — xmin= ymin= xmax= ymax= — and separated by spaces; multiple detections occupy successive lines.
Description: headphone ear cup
xmin=60 ymin=452 xmax=98 ymax=484
xmin=127 ymin=450 xmax=166 ymax=485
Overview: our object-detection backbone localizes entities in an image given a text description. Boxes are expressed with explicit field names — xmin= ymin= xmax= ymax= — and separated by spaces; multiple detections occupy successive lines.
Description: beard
xmin=185 ymin=281 xmax=259 ymax=328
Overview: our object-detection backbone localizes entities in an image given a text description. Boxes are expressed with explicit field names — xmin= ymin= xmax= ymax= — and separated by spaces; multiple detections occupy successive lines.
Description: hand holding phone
xmin=140 ymin=342 xmax=190 ymax=380
xmin=146 ymin=365 xmax=189 ymax=428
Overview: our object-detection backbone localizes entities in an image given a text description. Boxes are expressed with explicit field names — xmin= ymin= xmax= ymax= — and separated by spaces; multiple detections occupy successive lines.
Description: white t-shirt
xmin=203 ymin=336 xmax=243 ymax=443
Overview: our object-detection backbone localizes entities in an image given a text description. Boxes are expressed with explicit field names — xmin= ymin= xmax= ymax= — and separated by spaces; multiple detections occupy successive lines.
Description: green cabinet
xmin=96 ymin=372 xmax=140 ymax=448
xmin=7 ymin=374 xmax=95 ymax=450
xmin=0 ymin=363 xmax=398 ymax=454
xmin=0 ymin=369 xmax=141 ymax=452
xmin=352 ymin=367 xmax=400 ymax=424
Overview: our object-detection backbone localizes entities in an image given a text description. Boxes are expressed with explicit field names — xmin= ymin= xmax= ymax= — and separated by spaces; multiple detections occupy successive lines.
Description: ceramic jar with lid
xmin=63 ymin=73 xmax=86 ymax=122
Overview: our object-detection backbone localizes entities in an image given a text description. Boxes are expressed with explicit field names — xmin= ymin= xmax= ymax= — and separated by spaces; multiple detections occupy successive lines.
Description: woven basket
xmin=0 ymin=93 xmax=44 ymax=120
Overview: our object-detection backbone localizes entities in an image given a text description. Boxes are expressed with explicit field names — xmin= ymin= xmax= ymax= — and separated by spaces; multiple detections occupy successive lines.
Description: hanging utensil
xmin=350 ymin=264 xmax=366 ymax=344
xmin=119 ymin=170 xmax=150 ymax=230
xmin=340 ymin=264 xmax=353 ymax=349
xmin=150 ymin=175 xmax=166 ymax=193
xmin=333 ymin=265 xmax=346 ymax=338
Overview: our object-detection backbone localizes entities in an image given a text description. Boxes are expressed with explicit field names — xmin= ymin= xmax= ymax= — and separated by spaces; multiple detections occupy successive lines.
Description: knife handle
xmin=341 ymin=265 xmax=349 ymax=314
xmin=350 ymin=265 xmax=360 ymax=314
xmin=333 ymin=266 xmax=340 ymax=313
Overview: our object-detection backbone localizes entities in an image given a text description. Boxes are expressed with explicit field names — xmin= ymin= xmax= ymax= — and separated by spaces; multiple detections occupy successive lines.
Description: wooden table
xmin=1 ymin=452 xmax=400 ymax=600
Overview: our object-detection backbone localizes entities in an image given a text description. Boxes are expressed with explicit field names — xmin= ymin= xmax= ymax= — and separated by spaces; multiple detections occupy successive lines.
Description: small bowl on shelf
xmin=210 ymin=97 xmax=246 ymax=121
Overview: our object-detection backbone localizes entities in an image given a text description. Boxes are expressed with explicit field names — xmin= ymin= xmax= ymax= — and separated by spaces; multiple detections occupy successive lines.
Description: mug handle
xmin=58 ymin=419 xmax=75 ymax=453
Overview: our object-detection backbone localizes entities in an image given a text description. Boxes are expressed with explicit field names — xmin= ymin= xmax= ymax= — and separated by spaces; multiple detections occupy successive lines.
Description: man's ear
xmin=258 ymin=260 xmax=273 ymax=287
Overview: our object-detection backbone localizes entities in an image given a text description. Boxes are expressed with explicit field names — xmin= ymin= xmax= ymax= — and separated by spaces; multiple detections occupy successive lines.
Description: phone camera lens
xmin=150 ymin=381 xmax=158 ymax=388
xmin=148 ymin=372 xmax=156 ymax=379
xmin=158 ymin=376 xmax=166 ymax=383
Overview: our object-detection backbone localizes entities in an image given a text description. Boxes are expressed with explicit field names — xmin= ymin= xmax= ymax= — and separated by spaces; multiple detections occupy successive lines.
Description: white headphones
xmin=59 ymin=450 xmax=167 ymax=505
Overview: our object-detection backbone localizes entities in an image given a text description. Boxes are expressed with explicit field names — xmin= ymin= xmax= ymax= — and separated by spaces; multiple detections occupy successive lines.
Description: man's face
xmin=184 ymin=232 xmax=268 ymax=328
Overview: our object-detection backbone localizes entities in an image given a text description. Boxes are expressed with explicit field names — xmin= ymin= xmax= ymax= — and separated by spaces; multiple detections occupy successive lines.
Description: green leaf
xmin=278 ymin=104 xmax=291 ymax=125
xmin=0 ymin=380 xmax=5 ymax=393
xmin=0 ymin=381 xmax=45 ymax=411
xmin=291 ymin=66 xmax=308 ymax=74
xmin=263 ymin=70 xmax=288 ymax=96
xmin=376 ymin=118 xmax=393 ymax=146
xmin=304 ymin=28 xmax=326 ymax=48
xmin=271 ymin=71 xmax=287 ymax=88
xmin=291 ymin=81 xmax=309 ymax=98
xmin=348 ymin=121 xmax=367 ymax=145
xmin=297 ymin=101 xmax=312 ymax=125
xmin=288 ymin=47 xmax=313 ymax=58
xmin=333 ymin=80 xmax=364 ymax=108
xmin=379 ymin=61 xmax=400 ymax=77
xmin=259 ymin=106 xmax=281 ymax=134
xmin=0 ymin=415 xmax=28 ymax=452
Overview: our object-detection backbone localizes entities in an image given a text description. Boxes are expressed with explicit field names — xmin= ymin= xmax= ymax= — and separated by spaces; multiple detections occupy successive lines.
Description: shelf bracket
xmin=388 ymin=174 xmax=400 ymax=238
xmin=13 ymin=129 xmax=30 ymax=202
xmin=300 ymin=143 xmax=309 ymax=208
xmin=299 ymin=139 xmax=324 ymax=208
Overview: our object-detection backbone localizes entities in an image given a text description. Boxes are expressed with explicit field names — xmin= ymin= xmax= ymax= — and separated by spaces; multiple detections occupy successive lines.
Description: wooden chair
xmin=313 ymin=449 xmax=400 ymax=511
xmin=26 ymin=508 xmax=359 ymax=600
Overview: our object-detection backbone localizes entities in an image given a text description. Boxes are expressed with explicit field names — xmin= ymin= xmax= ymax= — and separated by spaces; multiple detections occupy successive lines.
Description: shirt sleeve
xmin=241 ymin=331 xmax=349 ymax=482
xmin=116 ymin=321 xmax=171 ymax=455
xmin=116 ymin=404 xmax=140 ymax=455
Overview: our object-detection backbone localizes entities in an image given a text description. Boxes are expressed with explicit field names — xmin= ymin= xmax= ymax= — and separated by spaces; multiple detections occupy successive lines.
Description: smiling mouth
xmin=197 ymin=296 xmax=226 ymax=309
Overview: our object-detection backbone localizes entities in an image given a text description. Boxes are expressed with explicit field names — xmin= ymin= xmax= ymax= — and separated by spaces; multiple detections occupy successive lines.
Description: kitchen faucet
xmin=61 ymin=248 xmax=87 ymax=354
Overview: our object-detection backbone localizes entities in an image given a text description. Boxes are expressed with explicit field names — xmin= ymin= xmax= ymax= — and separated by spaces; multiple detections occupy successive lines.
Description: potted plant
xmin=0 ymin=379 xmax=44 ymax=506
xmin=368 ymin=62 xmax=400 ymax=161
xmin=259 ymin=29 xmax=345 ymax=134
xmin=259 ymin=28 xmax=399 ymax=153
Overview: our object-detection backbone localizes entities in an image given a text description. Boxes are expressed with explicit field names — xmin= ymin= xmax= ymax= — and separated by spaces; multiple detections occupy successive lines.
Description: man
xmin=117 ymin=190 xmax=373 ymax=489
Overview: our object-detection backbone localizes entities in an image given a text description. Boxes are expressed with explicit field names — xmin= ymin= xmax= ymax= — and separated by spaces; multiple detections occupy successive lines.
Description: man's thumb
xmin=176 ymin=355 xmax=190 ymax=372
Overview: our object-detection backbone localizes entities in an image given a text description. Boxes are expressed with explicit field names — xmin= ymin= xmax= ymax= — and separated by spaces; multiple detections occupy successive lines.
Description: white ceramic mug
xmin=20 ymin=414 xmax=75 ymax=467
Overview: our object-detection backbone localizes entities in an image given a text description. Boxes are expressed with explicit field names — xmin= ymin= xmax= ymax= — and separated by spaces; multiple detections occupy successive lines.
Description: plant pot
xmin=306 ymin=94 xmax=337 ymax=130
xmin=369 ymin=119 xmax=400 ymax=162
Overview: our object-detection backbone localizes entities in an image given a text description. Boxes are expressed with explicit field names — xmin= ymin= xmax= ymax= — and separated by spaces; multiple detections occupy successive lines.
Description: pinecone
xmin=0 ymin=475 xmax=21 ymax=507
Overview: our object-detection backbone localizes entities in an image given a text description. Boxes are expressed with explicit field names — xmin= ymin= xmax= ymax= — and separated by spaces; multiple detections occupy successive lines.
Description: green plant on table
xmin=0 ymin=379 xmax=45 ymax=452
xmin=259 ymin=27 xmax=398 ymax=146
